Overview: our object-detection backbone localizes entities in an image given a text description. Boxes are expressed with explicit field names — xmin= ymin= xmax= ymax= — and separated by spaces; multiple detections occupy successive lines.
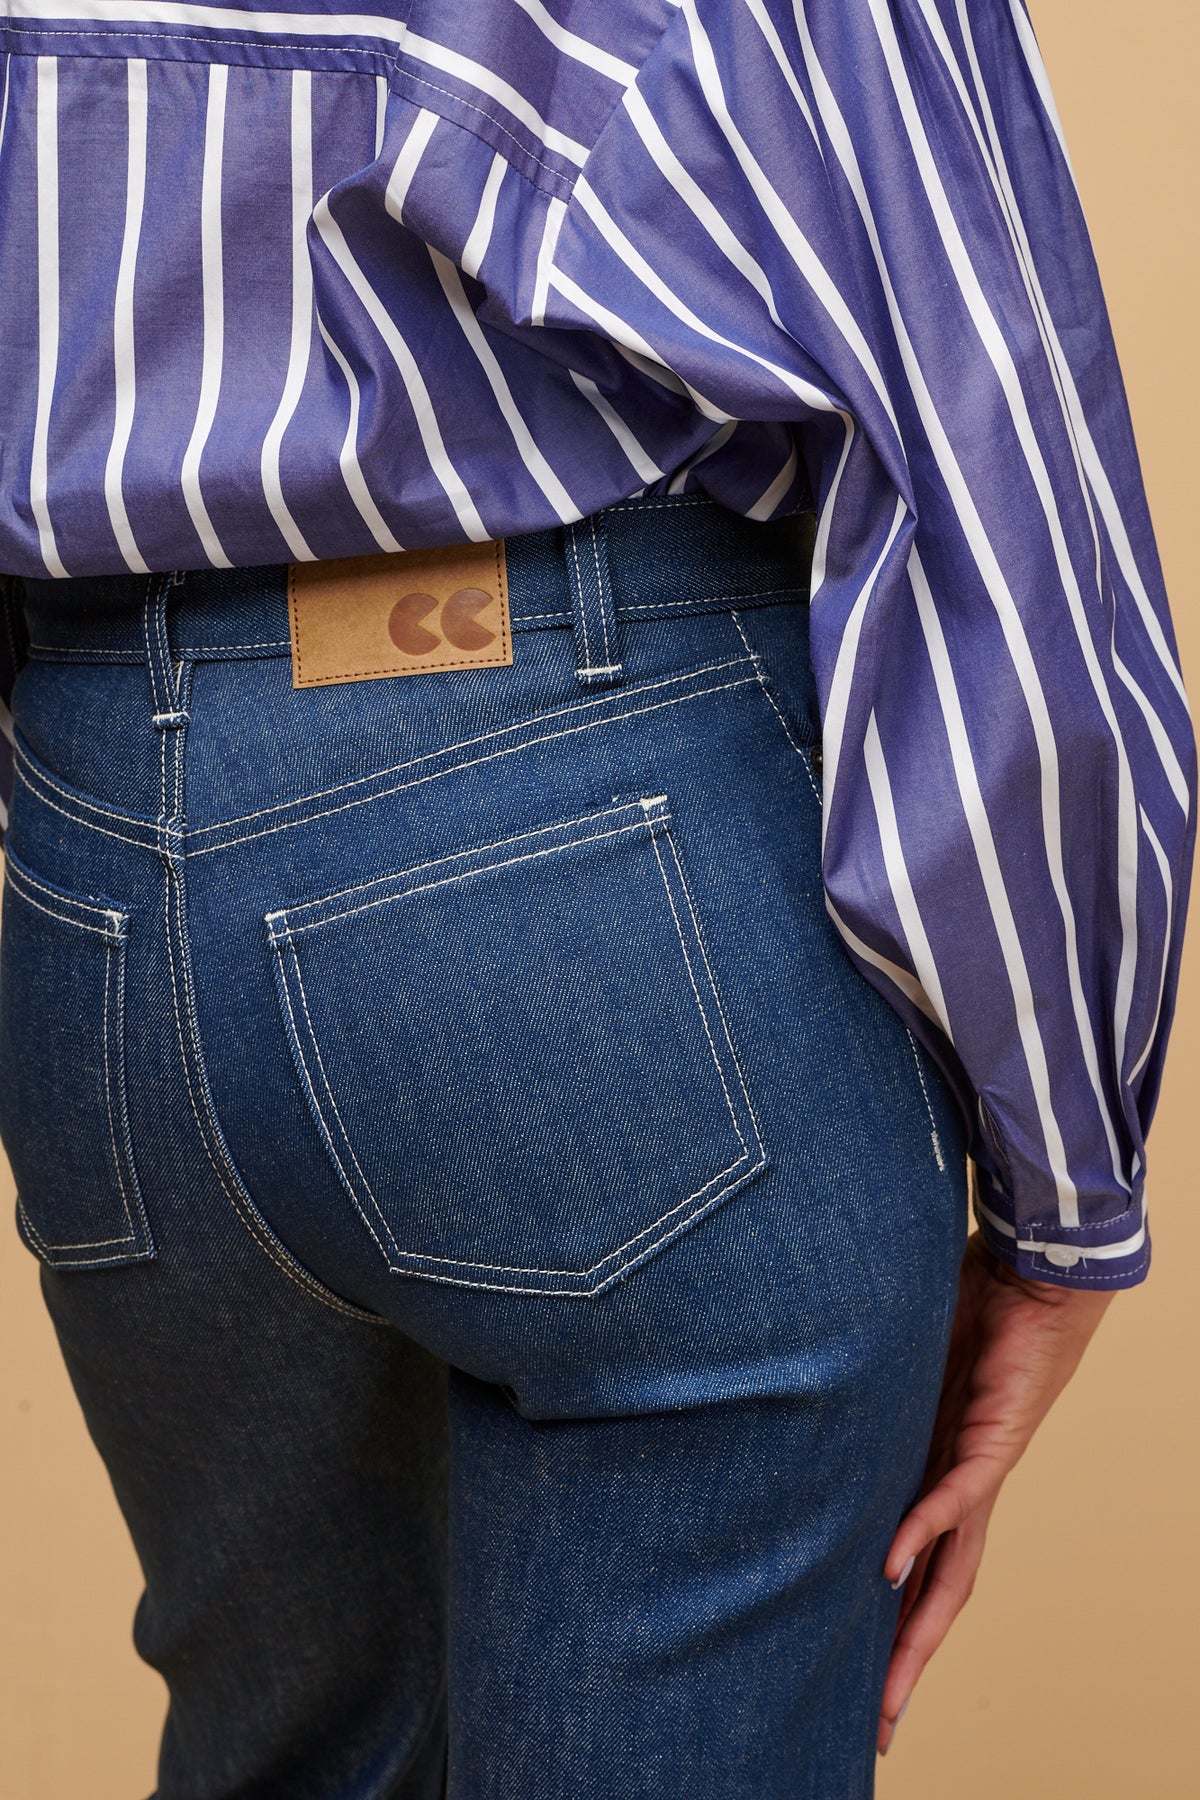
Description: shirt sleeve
xmin=797 ymin=2 xmax=1196 ymax=1288
xmin=551 ymin=0 xmax=1197 ymax=1287
xmin=775 ymin=1 xmax=1197 ymax=1286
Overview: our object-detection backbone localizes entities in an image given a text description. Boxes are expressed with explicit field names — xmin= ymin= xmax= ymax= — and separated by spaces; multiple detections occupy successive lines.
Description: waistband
xmin=18 ymin=495 xmax=814 ymax=667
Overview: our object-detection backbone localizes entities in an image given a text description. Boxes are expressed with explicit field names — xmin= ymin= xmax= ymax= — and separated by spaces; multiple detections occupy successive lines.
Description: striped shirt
xmin=0 ymin=0 xmax=1194 ymax=1287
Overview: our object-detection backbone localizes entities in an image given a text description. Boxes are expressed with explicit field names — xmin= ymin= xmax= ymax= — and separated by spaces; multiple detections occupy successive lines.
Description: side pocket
xmin=0 ymin=849 xmax=154 ymax=1270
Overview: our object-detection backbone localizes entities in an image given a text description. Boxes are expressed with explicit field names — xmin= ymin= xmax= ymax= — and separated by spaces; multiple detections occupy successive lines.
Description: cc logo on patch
xmin=388 ymin=587 xmax=497 ymax=656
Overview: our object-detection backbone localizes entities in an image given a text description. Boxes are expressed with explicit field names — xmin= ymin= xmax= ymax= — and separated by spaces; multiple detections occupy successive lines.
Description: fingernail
xmin=881 ymin=1695 xmax=911 ymax=1756
xmin=890 ymin=1553 xmax=916 ymax=1591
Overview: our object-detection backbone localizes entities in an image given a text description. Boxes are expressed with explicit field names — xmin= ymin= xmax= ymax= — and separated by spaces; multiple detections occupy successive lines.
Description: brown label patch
xmin=289 ymin=542 xmax=510 ymax=687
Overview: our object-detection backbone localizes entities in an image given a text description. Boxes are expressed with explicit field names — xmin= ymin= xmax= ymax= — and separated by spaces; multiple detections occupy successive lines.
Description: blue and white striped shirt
xmin=0 ymin=0 xmax=1194 ymax=1286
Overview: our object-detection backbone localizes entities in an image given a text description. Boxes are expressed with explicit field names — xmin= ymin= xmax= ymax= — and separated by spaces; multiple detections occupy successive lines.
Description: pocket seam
xmin=283 ymin=926 xmax=752 ymax=1282
xmin=275 ymin=937 xmax=401 ymax=1273
xmin=163 ymin=859 xmax=390 ymax=1327
xmin=4 ymin=854 xmax=126 ymax=939
xmin=649 ymin=820 xmax=767 ymax=1162
xmin=266 ymin=799 xmax=664 ymax=940
xmin=268 ymin=799 xmax=766 ymax=1295
xmin=3 ymin=853 xmax=154 ymax=1267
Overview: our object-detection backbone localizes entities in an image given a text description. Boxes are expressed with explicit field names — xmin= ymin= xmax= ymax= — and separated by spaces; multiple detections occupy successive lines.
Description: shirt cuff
xmin=972 ymin=1166 xmax=1151 ymax=1290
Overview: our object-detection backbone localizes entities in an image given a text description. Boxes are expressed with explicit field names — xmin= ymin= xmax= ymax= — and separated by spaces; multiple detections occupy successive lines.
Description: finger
xmin=882 ymin=1457 xmax=1003 ymax=1583
xmin=894 ymin=1539 xmax=935 ymax=1633
xmin=880 ymin=1516 xmax=989 ymax=1725
xmin=877 ymin=1535 xmax=951 ymax=1756
xmin=877 ymin=1692 xmax=909 ymax=1757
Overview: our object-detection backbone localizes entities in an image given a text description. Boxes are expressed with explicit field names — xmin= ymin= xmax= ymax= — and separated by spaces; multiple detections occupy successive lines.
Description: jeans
xmin=1 ymin=495 xmax=967 ymax=1799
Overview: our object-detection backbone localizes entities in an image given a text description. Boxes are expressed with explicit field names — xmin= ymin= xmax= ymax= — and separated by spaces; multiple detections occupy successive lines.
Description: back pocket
xmin=0 ymin=850 xmax=154 ymax=1270
xmin=266 ymin=796 xmax=764 ymax=1297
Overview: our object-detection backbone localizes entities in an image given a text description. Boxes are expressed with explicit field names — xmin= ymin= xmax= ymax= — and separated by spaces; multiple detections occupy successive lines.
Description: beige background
xmin=2 ymin=4 xmax=1197 ymax=1794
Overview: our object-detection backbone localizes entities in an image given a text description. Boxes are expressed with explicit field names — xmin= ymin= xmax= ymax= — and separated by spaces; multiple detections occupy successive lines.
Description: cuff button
xmin=1044 ymin=1244 xmax=1083 ymax=1269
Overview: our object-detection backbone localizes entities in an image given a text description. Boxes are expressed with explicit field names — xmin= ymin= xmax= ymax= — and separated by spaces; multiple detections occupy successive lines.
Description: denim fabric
xmin=1 ymin=497 xmax=967 ymax=1798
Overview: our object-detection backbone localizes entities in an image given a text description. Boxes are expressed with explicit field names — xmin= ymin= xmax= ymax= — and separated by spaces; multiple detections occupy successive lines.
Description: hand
xmin=877 ymin=1228 xmax=1114 ymax=1756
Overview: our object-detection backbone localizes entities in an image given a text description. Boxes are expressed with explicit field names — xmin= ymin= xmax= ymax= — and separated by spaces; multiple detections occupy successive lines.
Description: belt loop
xmin=564 ymin=512 xmax=623 ymax=689
xmin=143 ymin=571 xmax=188 ymax=730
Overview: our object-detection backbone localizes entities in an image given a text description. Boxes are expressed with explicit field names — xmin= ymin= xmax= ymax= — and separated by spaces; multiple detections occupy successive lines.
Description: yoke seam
xmin=191 ymin=674 xmax=755 ymax=855
xmin=12 ymin=657 xmax=768 ymax=855
xmin=191 ymin=654 xmax=750 ymax=834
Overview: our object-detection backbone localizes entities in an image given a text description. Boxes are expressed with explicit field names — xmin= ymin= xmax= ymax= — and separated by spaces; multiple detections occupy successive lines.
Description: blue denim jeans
xmin=1 ymin=496 xmax=967 ymax=1799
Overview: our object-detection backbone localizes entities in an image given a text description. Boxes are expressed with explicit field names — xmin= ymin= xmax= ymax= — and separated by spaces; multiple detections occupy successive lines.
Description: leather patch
xmin=288 ymin=542 xmax=511 ymax=687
